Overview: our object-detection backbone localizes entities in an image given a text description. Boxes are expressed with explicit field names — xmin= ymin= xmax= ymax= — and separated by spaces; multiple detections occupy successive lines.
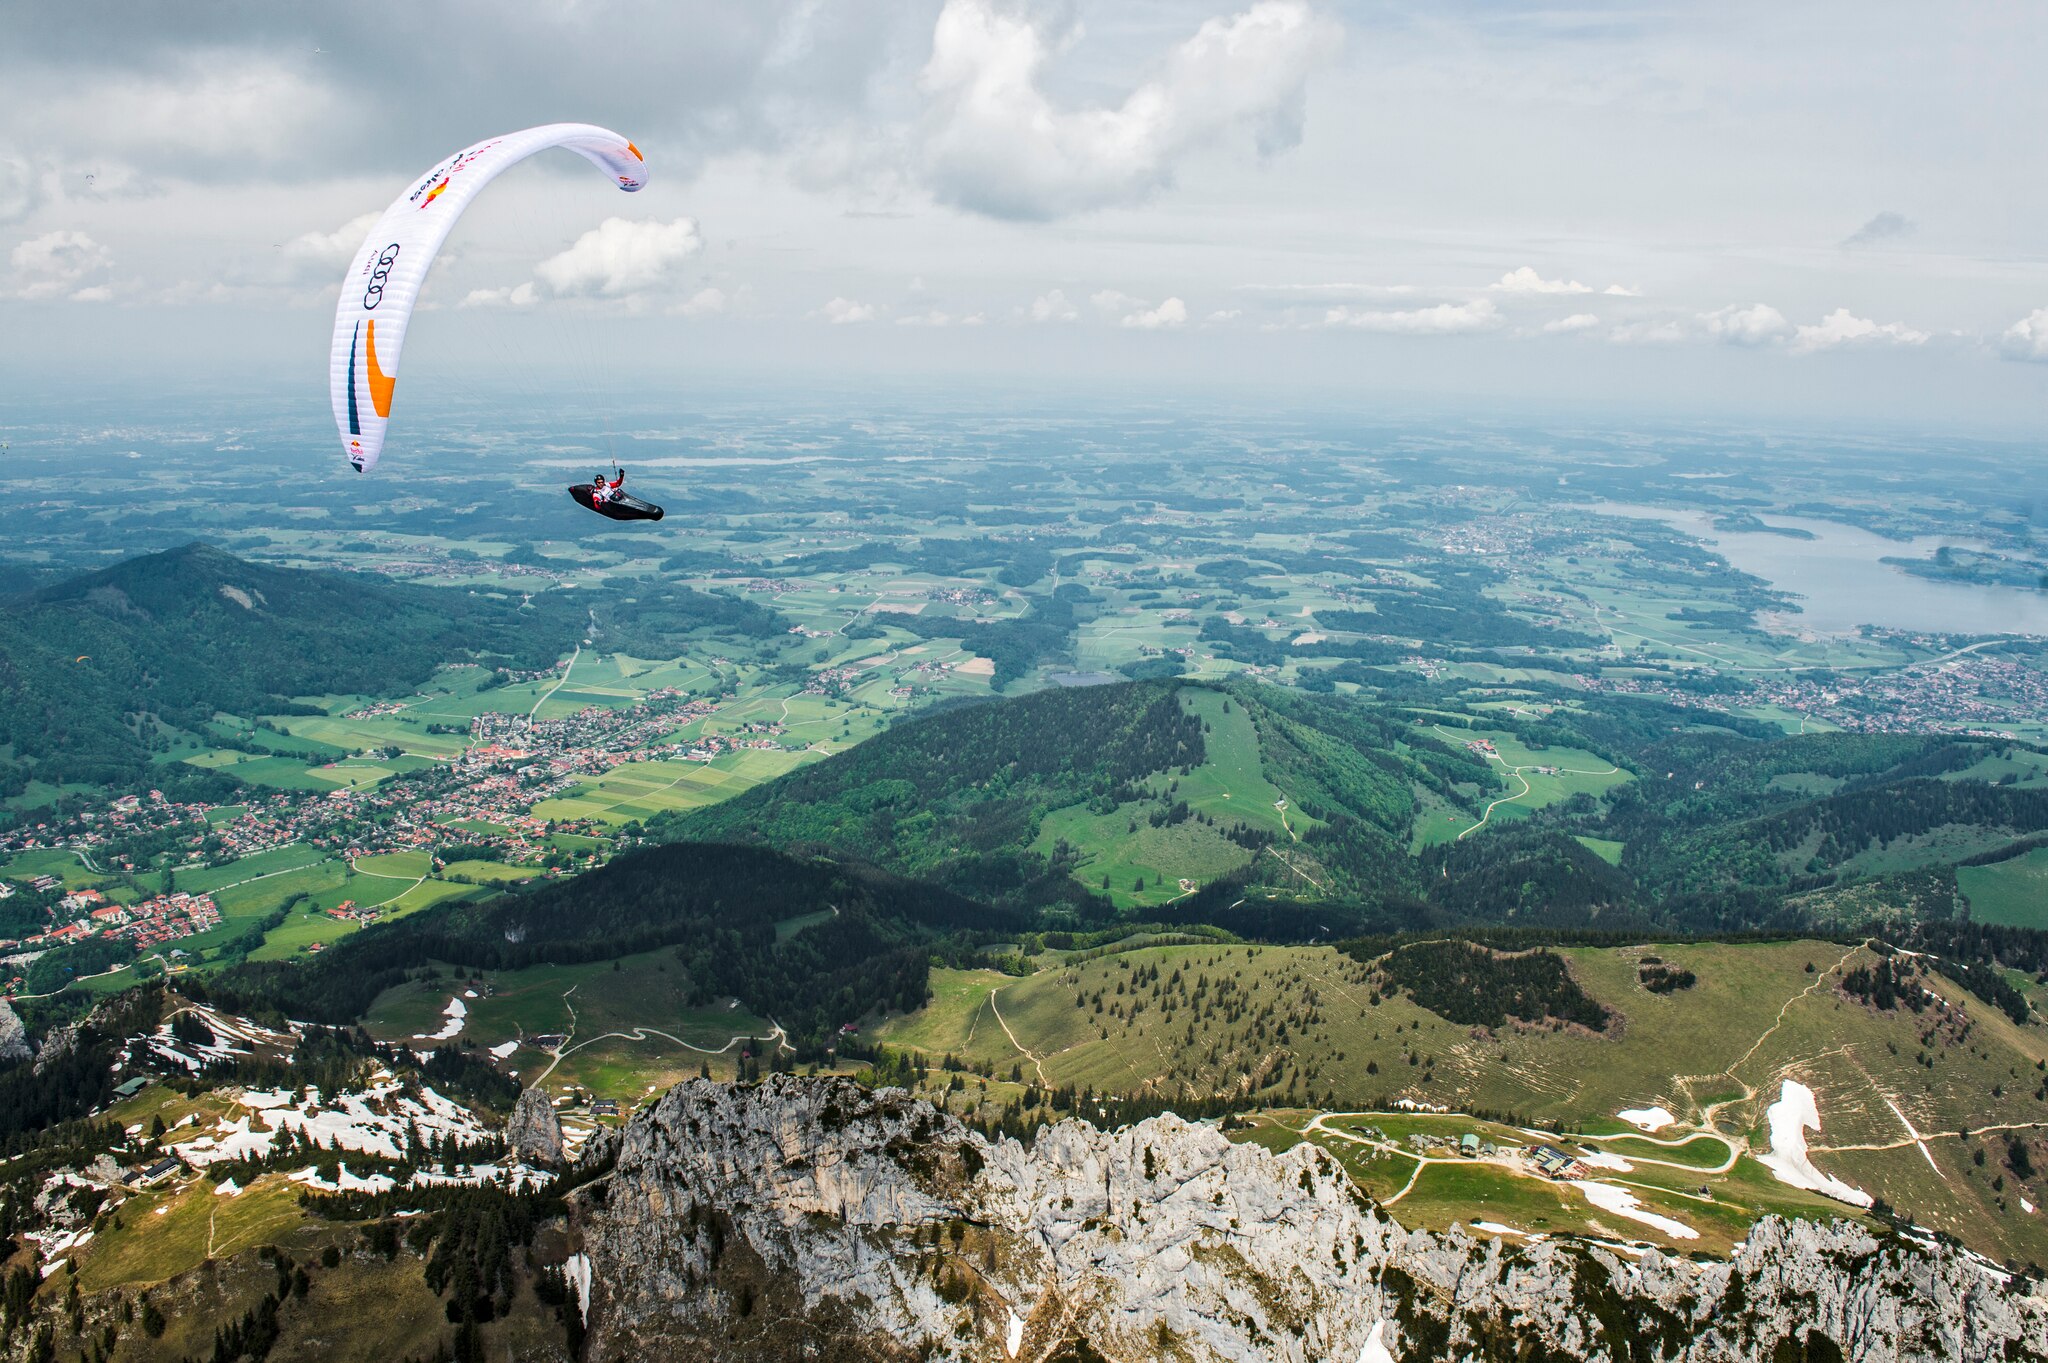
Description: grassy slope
xmin=1960 ymin=848 xmax=2048 ymax=928
xmin=876 ymin=936 xmax=2048 ymax=1263
xmin=1031 ymin=689 xmax=1303 ymax=908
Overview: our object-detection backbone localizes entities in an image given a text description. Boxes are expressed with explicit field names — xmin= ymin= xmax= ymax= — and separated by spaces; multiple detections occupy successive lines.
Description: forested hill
xmin=217 ymin=841 xmax=1000 ymax=1046
xmin=657 ymin=681 xmax=1204 ymax=908
xmin=654 ymin=680 xmax=1490 ymax=915
xmin=655 ymin=676 xmax=2048 ymax=943
xmin=0 ymin=542 xmax=785 ymax=793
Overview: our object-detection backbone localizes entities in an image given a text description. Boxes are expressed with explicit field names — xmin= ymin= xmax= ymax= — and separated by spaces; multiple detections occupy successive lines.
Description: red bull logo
xmin=418 ymin=177 xmax=450 ymax=209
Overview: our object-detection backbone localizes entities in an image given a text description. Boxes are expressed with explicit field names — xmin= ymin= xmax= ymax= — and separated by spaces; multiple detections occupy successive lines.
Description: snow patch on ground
xmin=1882 ymin=1095 xmax=1943 ymax=1177
xmin=1757 ymin=1080 xmax=1873 ymax=1208
xmin=564 ymin=1253 xmax=593 ymax=1325
xmin=1617 ymin=1106 xmax=1674 ymax=1132
xmin=289 ymin=1163 xmax=397 ymax=1194
xmin=174 ymin=1079 xmax=491 ymax=1170
xmin=414 ymin=996 xmax=467 ymax=1042
xmin=1575 ymin=1150 xmax=1634 ymax=1172
xmin=1358 ymin=1319 xmax=1398 ymax=1363
xmin=1006 ymin=1310 xmax=1025 ymax=1358
xmin=1470 ymin=1221 xmax=1528 ymax=1237
xmin=489 ymin=1040 xmax=519 ymax=1060
xmin=214 ymin=1179 xmax=241 ymax=1197
xmin=30 ymin=1228 xmax=93 ymax=1272
xmin=1570 ymin=1180 xmax=1699 ymax=1240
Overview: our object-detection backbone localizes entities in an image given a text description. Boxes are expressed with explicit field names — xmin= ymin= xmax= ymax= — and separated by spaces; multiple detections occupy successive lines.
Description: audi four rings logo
xmin=362 ymin=243 xmax=401 ymax=309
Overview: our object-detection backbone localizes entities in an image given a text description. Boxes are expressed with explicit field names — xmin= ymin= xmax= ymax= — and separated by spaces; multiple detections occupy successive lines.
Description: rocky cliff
xmin=506 ymin=1085 xmax=566 ymax=1168
xmin=0 ymin=1000 xmax=30 ymax=1065
xmin=571 ymin=1076 xmax=2048 ymax=1363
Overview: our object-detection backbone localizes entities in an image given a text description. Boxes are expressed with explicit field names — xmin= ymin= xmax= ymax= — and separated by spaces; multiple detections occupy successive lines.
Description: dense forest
xmin=217 ymin=842 xmax=1008 ymax=1050
xmin=1372 ymin=939 xmax=1611 ymax=1031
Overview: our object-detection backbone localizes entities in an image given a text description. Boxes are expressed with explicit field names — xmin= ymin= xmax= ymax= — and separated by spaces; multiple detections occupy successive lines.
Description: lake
xmin=1582 ymin=503 xmax=2048 ymax=637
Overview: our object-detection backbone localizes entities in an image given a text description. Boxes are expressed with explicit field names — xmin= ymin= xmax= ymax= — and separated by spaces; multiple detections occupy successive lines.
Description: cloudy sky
xmin=3 ymin=0 xmax=2045 ymax=426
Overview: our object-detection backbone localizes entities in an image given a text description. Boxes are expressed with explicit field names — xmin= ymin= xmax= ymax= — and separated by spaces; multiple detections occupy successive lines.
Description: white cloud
xmin=817 ymin=296 xmax=878 ymax=324
xmin=1543 ymin=312 xmax=1600 ymax=333
xmin=1999 ymin=308 xmax=2048 ymax=363
xmin=1323 ymin=298 xmax=1502 ymax=335
xmin=1493 ymin=266 xmax=1590 ymax=295
xmin=1028 ymin=288 xmax=1078 ymax=322
xmin=281 ymin=212 xmax=378 ymax=274
xmin=25 ymin=59 xmax=341 ymax=180
xmin=1123 ymin=297 xmax=1188 ymax=329
xmin=918 ymin=0 xmax=1333 ymax=220
xmin=1603 ymin=284 xmax=1642 ymax=297
xmin=1790 ymin=307 xmax=1928 ymax=354
xmin=533 ymin=217 xmax=703 ymax=298
xmin=0 ymin=151 xmax=41 ymax=223
xmin=1701 ymin=302 xmax=1793 ymax=347
xmin=897 ymin=309 xmax=955 ymax=326
xmin=1607 ymin=319 xmax=1688 ymax=346
xmin=1206 ymin=308 xmax=1242 ymax=323
xmin=69 ymin=284 xmax=113 ymax=303
xmin=10 ymin=229 xmax=110 ymax=300
xmin=1089 ymin=290 xmax=1187 ymax=328
xmin=675 ymin=286 xmax=728 ymax=318
xmin=459 ymin=282 xmax=538 ymax=309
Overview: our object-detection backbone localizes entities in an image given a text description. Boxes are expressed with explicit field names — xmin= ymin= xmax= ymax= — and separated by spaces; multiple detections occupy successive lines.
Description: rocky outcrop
xmin=0 ymin=1000 xmax=30 ymax=1065
xmin=505 ymin=1086 xmax=564 ymax=1168
xmin=573 ymin=1076 xmax=2048 ymax=1363
xmin=31 ymin=1020 xmax=77 ymax=1076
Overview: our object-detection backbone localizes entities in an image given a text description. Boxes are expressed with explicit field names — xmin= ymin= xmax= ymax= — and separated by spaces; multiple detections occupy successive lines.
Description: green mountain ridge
xmin=656 ymin=677 xmax=2048 ymax=940
xmin=654 ymin=680 xmax=1492 ymax=923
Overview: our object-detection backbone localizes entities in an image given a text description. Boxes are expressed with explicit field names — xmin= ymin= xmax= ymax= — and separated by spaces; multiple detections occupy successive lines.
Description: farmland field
xmin=1959 ymin=848 xmax=2048 ymax=928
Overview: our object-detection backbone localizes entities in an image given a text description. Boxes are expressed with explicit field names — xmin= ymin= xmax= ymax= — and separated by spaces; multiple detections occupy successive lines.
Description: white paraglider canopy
xmin=327 ymin=123 xmax=646 ymax=473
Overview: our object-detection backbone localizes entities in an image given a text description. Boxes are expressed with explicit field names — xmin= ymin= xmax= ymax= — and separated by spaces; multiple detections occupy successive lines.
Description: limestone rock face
xmin=31 ymin=1021 xmax=77 ymax=1075
xmin=0 ymin=1000 xmax=31 ymax=1065
xmin=572 ymin=1076 xmax=2048 ymax=1363
xmin=505 ymin=1087 xmax=564 ymax=1168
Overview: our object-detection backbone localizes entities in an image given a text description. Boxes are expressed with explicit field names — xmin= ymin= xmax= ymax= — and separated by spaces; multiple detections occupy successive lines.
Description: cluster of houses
xmin=4 ymin=887 xmax=222 ymax=957
xmin=112 ymin=892 xmax=222 ymax=948
xmin=1528 ymin=1145 xmax=1590 ymax=1179
xmin=324 ymin=899 xmax=380 ymax=925
xmin=1375 ymin=1123 xmax=1596 ymax=1181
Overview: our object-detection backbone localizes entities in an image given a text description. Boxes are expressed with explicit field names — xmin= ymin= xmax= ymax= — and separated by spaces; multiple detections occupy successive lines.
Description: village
xmin=1585 ymin=649 xmax=2048 ymax=738
xmin=0 ymin=681 xmax=769 ymax=964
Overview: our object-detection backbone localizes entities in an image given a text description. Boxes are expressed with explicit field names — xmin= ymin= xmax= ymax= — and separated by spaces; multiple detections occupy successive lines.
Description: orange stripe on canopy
xmin=365 ymin=319 xmax=397 ymax=419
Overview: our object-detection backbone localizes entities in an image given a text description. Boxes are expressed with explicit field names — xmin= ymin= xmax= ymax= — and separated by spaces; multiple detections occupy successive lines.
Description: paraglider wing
xmin=328 ymin=124 xmax=646 ymax=473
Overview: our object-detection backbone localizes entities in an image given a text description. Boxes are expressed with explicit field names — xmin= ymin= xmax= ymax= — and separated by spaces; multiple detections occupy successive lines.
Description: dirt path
xmin=1723 ymin=943 xmax=1863 ymax=1082
xmin=532 ymin=979 xmax=789 ymax=1083
xmin=1428 ymin=725 xmax=1619 ymax=841
xmin=1459 ymin=768 xmax=1533 ymax=840
xmin=528 ymin=644 xmax=581 ymax=723
xmin=1814 ymin=1120 xmax=2048 ymax=1155
xmin=989 ymin=987 xmax=1050 ymax=1087
xmin=1260 ymin=844 xmax=1326 ymax=893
